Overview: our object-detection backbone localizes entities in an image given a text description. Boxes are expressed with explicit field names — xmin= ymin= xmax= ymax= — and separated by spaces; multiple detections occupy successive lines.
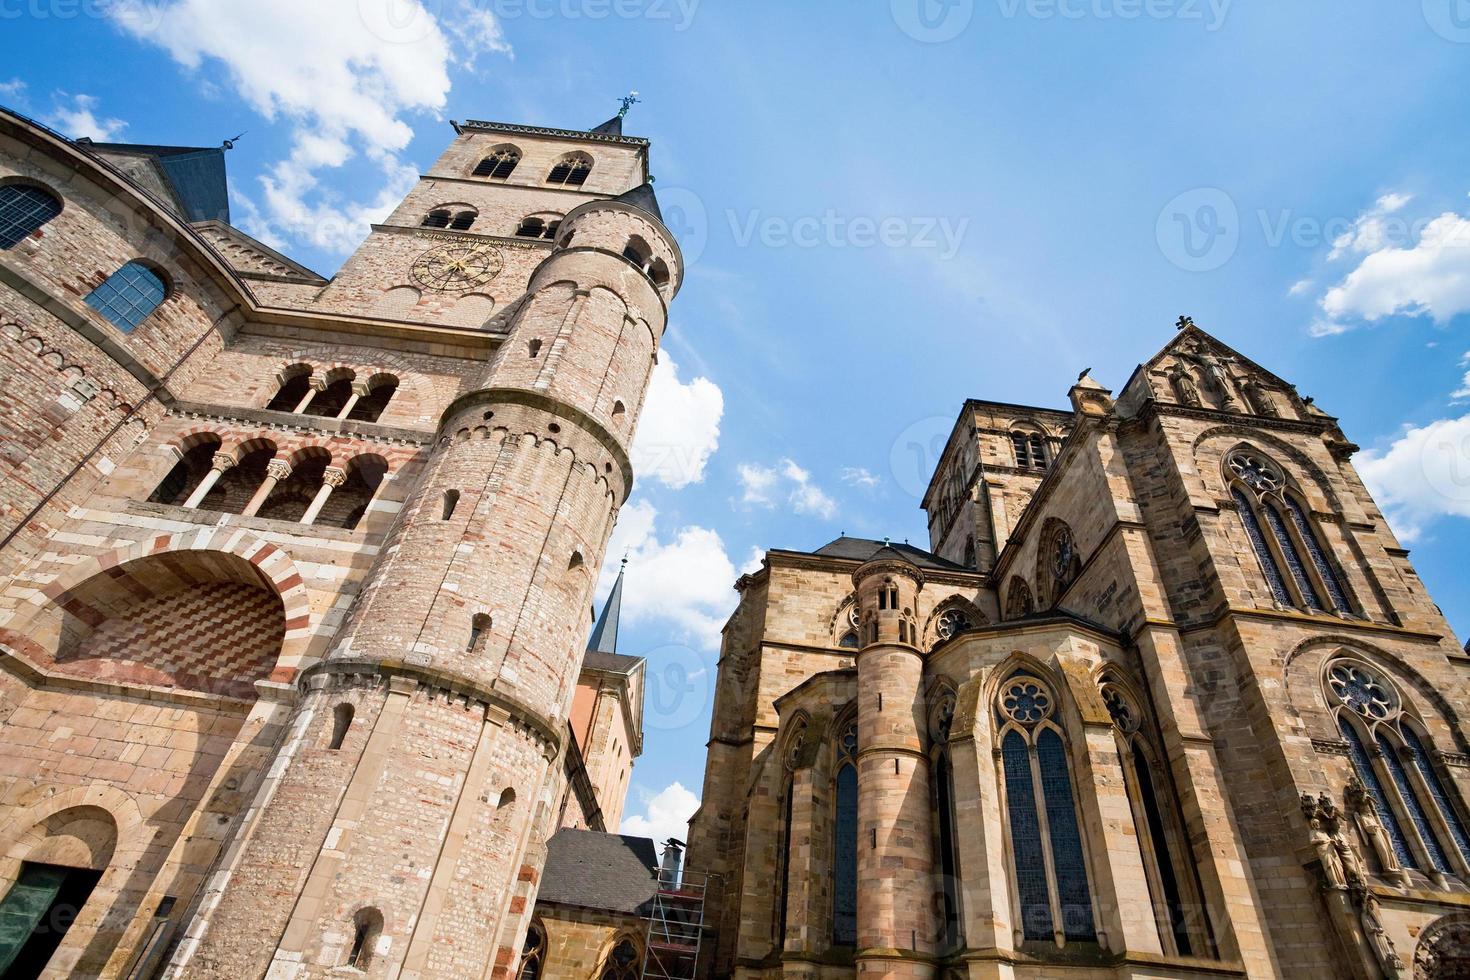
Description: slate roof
xmin=590 ymin=115 xmax=625 ymax=136
xmin=588 ymin=561 xmax=625 ymax=654
xmin=583 ymin=650 xmax=642 ymax=674
xmin=538 ymin=829 xmax=659 ymax=914
xmin=806 ymin=535 xmax=971 ymax=572
xmin=83 ymin=141 xmax=231 ymax=223
xmin=614 ymin=182 xmax=663 ymax=222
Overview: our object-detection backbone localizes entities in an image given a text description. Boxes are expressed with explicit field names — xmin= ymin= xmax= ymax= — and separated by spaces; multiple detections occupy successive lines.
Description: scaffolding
xmin=641 ymin=850 xmax=711 ymax=980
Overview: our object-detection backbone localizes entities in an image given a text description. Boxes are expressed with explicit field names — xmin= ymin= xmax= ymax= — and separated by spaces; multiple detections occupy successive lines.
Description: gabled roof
xmin=614 ymin=182 xmax=663 ymax=222
xmin=1120 ymin=321 xmax=1304 ymax=411
xmin=806 ymin=536 xmax=970 ymax=572
xmin=538 ymin=829 xmax=659 ymax=914
xmin=80 ymin=140 xmax=230 ymax=223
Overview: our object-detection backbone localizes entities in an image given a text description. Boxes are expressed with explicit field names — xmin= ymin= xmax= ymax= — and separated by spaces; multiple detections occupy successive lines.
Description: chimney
xmin=659 ymin=838 xmax=685 ymax=886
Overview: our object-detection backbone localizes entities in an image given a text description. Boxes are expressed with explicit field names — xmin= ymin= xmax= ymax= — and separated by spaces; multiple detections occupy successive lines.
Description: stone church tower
xmin=0 ymin=104 xmax=677 ymax=978
xmin=687 ymin=325 xmax=1470 ymax=980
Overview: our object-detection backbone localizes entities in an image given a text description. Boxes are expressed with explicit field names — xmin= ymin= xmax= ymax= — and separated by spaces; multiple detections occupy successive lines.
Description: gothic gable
xmin=1121 ymin=321 xmax=1308 ymax=421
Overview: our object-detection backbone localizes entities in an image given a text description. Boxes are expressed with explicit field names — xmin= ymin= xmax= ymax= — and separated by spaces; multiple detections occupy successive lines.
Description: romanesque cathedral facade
xmin=0 ymin=100 xmax=1467 ymax=980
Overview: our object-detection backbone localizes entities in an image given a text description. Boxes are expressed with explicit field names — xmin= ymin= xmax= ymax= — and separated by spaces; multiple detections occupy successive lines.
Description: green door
xmin=0 ymin=865 xmax=67 ymax=974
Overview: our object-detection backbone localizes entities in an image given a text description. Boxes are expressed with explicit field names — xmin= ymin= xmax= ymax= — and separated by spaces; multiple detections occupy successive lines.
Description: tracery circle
xmin=1101 ymin=685 xmax=1137 ymax=733
xmin=936 ymin=608 xmax=971 ymax=640
xmin=1227 ymin=451 xmax=1283 ymax=493
xmin=410 ymin=242 xmax=504 ymax=292
xmin=1327 ymin=662 xmax=1395 ymax=720
xmin=1001 ymin=677 xmax=1052 ymax=725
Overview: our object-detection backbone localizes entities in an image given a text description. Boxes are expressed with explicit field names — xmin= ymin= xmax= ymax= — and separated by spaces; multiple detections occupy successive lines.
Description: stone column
xmin=293 ymin=376 xmax=325 ymax=414
xmin=182 ymin=453 xmax=236 ymax=509
xmin=300 ymin=466 xmax=347 ymax=525
xmin=337 ymin=382 xmax=370 ymax=420
xmin=242 ymin=459 xmax=291 ymax=517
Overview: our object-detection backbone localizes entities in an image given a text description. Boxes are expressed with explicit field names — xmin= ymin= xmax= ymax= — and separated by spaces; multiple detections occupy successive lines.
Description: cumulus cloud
xmin=738 ymin=458 xmax=837 ymax=518
xmin=632 ymin=356 xmax=724 ymax=490
xmin=108 ymin=0 xmax=510 ymax=253
xmin=1359 ymin=414 xmax=1470 ymax=542
xmin=841 ymin=466 xmax=882 ymax=489
xmin=600 ymin=500 xmax=738 ymax=649
xmin=1314 ymin=194 xmax=1470 ymax=333
xmin=46 ymin=94 xmax=127 ymax=141
xmin=620 ymin=782 xmax=700 ymax=855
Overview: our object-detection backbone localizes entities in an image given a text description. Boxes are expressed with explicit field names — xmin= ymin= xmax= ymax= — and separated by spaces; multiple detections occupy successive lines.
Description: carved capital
xmin=266 ymin=459 xmax=292 ymax=481
xmin=211 ymin=453 xmax=237 ymax=473
xmin=351 ymin=382 xmax=372 ymax=397
xmin=322 ymin=466 xmax=348 ymax=488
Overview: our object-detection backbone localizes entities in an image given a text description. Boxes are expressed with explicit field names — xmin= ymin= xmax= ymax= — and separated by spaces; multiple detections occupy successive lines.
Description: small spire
xmin=587 ymin=560 xmax=626 ymax=655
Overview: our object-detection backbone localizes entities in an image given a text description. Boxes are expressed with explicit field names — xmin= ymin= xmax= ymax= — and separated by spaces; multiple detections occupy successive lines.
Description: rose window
xmin=1101 ymin=686 xmax=1137 ymax=733
xmin=1228 ymin=452 xmax=1283 ymax=494
xmin=1328 ymin=662 xmax=1395 ymax=720
xmin=936 ymin=608 xmax=971 ymax=640
xmin=1001 ymin=677 xmax=1052 ymax=726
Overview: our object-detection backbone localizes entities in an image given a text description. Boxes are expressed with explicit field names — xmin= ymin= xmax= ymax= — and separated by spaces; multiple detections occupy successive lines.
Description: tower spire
xmin=588 ymin=557 xmax=627 ymax=654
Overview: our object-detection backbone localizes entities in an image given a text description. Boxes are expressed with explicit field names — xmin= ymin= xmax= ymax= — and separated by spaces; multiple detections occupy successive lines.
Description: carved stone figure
xmin=1346 ymin=776 xmax=1406 ymax=882
xmin=1182 ymin=341 xmax=1237 ymax=406
xmin=1303 ymin=793 xmax=1347 ymax=889
xmin=1168 ymin=363 xmax=1202 ymax=407
xmin=1359 ymin=890 xmax=1405 ymax=979
xmin=1243 ymin=377 xmax=1280 ymax=418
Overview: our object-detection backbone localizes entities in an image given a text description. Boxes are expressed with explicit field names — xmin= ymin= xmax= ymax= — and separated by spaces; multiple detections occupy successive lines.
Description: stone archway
xmin=1415 ymin=912 xmax=1470 ymax=979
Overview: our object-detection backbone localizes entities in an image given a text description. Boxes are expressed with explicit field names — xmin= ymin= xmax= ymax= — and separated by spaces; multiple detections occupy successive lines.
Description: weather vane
xmin=222 ymin=132 xmax=246 ymax=151
xmin=618 ymin=91 xmax=641 ymax=119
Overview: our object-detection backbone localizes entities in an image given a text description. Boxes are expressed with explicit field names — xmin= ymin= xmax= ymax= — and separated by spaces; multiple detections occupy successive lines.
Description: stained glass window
xmin=1340 ymin=717 xmax=1417 ymax=869
xmin=1002 ymin=731 xmax=1052 ymax=941
xmin=1404 ymin=727 xmax=1470 ymax=868
xmin=1132 ymin=744 xmax=1191 ymax=956
xmin=1378 ymin=731 xmax=1453 ymax=874
xmin=832 ymin=761 xmax=858 ymax=946
xmin=1262 ymin=503 xmax=1324 ymax=610
xmin=935 ymin=753 xmax=962 ymax=952
xmin=1328 ymin=663 xmax=1395 ymax=720
xmin=1233 ymin=488 xmax=1292 ymax=605
xmin=1038 ymin=730 xmax=1096 ymax=941
xmin=0 ymin=184 xmax=62 ymax=249
xmin=84 ymin=261 xmax=167 ymax=332
xmin=1285 ymin=496 xmax=1351 ymax=612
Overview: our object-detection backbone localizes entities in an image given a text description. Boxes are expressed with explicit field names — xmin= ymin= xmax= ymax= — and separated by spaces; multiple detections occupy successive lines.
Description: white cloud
xmin=1288 ymin=278 xmax=1314 ymax=297
xmin=740 ymin=546 xmax=765 ymax=576
xmin=109 ymin=0 xmax=510 ymax=254
xmin=737 ymin=458 xmax=837 ymax=519
xmin=0 ymin=79 xmax=26 ymax=103
xmin=620 ymin=782 xmax=700 ymax=855
xmin=632 ymin=356 xmax=724 ymax=490
xmin=841 ymin=466 xmax=882 ymax=488
xmin=1328 ymin=192 xmax=1414 ymax=261
xmin=1359 ymin=414 xmax=1470 ymax=542
xmin=1453 ymin=353 xmax=1470 ymax=402
xmin=1317 ymin=204 xmax=1470 ymax=331
xmin=46 ymin=94 xmax=127 ymax=142
xmin=600 ymin=500 xmax=738 ymax=649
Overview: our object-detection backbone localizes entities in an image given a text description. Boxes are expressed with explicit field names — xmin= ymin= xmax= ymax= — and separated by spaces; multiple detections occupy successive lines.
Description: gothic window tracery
xmin=598 ymin=937 xmax=641 ymax=980
xmin=1036 ymin=519 xmax=1081 ymax=609
xmin=832 ymin=717 xmax=858 ymax=947
xmin=546 ymin=152 xmax=593 ymax=186
xmin=1226 ymin=449 xmax=1353 ymax=615
xmin=1325 ymin=658 xmax=1470 ymax=878
xmin=1099 ymin=677 xmax=1213 ymax=958
xmin=516 ymin=920 xmax=546 ymax=980
xmin=474 ymin=146 xmax=521 ymax=180
xmin=1004 ymin=577 xmax=1035 ymax=620
xmin=995 ymin=671 xmax=1096 ymax=945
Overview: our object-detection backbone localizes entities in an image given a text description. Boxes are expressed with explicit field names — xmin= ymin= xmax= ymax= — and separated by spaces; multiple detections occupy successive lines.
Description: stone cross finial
xmin=618 ymin=91 xmax=641 ymax=119
xmin=1176 ymin=315 xmax=1195 ymax=330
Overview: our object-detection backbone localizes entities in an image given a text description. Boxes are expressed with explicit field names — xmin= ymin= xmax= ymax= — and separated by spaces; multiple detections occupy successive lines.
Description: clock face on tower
xmin=410 ymin=242 xmax=504 ymax=293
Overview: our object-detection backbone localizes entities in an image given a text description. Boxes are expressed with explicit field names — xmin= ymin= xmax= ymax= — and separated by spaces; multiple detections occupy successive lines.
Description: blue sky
xmin=7 ymin=0 xmax=1470 ymax=846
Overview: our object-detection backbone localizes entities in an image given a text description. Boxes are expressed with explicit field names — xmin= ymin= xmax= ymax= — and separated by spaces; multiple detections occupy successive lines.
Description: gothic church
xmin=0 ymin=97 xmax=1468 ymax=980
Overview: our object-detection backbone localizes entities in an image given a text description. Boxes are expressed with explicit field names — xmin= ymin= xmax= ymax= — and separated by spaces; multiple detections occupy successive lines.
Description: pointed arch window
xmin=996 ymin=672 xmax=1096 ymax=946
xmin=832 ymin=719 xmax=859 ymax=947
xmin=1227 ymin=450 xmax=1353 ymax=614
xmin=1101 ymin=680 xmax=1214 ymax=958
xmin=474 ymin=146 xmax=521 ymax=180
xmin=599 ymin=936 xmax=641 ymax=980
xmin=547 ymin=153 xmax=593 ymax=187
xmin=0 ymin=183 xmax=62 ymax=248
xmin=1327 ymin=659 xmax=1470 ymax=879
xmin=517 ymin=920 xmax=546 ymax=980
xmin=930 ymin=692 xmax=963 ymax=952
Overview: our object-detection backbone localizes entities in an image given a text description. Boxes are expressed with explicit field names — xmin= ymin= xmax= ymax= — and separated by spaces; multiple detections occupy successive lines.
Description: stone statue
xmin=1346 ymin=776 xmax=1405 ymax=883
xmin=1303 ymin=793 xmax=1347 ymax=889
xmin=1182 ymin=341 xmax=1237 ymax=407
xmin=1243 ymin=377 xmax=1280 ymax=418
xmin=1359 ymin=890 xmax=1405 ymax=978
xmin=1168 ymin=363 xmax=1202 ymax=408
